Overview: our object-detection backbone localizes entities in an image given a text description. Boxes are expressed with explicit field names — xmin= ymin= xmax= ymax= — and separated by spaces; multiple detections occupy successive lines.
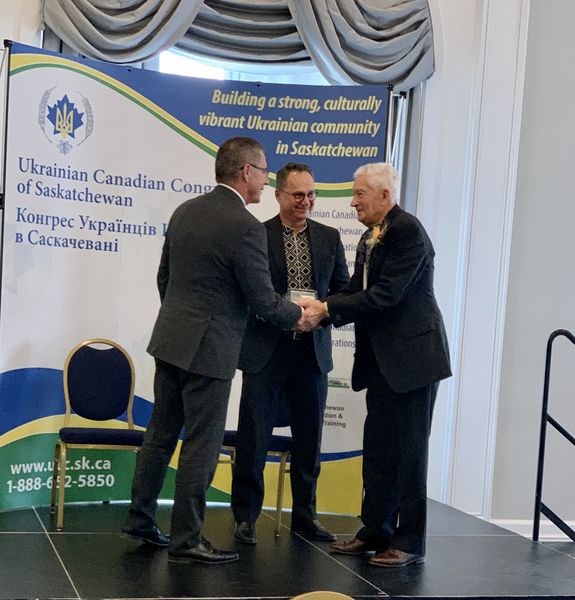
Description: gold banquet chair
xmin=220 ymin=429 xmax=292 ymax=537
xmin=49 ymin=338 xmax=144 ymax=530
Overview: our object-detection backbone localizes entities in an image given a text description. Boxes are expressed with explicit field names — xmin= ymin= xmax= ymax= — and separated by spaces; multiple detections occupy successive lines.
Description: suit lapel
xmin=307 ymin=220 xmax=322 ymax=289
xmin=367 ymin=205 xmax=402 ymax=285
xmin=266 ymin=216 xmax=288 ymax=293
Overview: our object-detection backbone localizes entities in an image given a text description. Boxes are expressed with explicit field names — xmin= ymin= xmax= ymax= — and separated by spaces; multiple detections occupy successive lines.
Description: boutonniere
xmin=365 ymin=221 xmax=389 ymax=249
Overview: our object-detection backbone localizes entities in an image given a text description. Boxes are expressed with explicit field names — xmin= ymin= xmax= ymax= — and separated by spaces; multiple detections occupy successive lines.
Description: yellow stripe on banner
xmin=317 ymin=183 xmax=354 ymax=194
xmin=9 ymin=53 xmax=218 ymax=157
xmin=267 ymin=173 xmax=353 ymax=194
xmin=0 ymin=416 xmax=145 ymax=448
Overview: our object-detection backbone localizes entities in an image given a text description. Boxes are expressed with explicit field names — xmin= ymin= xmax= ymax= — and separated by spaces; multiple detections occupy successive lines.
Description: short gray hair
xmin=215 ymin=137 xmax=265 ymax=183
xmin=354 ymin=162 xmax=399 ymax=201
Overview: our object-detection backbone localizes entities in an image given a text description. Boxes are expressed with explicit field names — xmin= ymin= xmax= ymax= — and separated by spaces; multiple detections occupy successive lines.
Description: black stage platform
xmin=0 ymin=499 xmax=574 ymax=599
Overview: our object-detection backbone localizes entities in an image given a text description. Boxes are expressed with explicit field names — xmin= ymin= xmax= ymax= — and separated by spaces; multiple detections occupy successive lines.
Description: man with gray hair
xmin=123 ymin=137 xmax=305 ymax=565
xmin=302 ymin=162 xmax=451 ymax=567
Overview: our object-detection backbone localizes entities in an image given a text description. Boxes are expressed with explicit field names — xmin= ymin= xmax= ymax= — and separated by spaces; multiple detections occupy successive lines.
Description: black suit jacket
xmin=328 ymin=205 xmax=451 ymax=393
xmin=238 ymin=215 xmax=350 ymax=374
xmin=147 ymin=186 xmax=302 ymax=380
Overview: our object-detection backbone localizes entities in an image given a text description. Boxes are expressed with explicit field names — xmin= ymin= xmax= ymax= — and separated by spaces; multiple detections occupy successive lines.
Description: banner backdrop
xmin=0 ymin=42 xmax=388 ymax=514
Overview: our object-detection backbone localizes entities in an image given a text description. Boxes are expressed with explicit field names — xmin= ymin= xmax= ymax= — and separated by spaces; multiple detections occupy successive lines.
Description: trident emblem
xmin=55 ymin=103 xmax=74 ymax=138
xmin=39 ymin=90 xmax=92 ymax=154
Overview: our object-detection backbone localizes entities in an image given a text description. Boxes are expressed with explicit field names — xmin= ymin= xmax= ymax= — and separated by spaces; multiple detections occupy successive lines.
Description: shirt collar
xmin=219 ymin=183 xmax=247 ymax=206
xmin=281 ymin=221 xmax=308 ymax=234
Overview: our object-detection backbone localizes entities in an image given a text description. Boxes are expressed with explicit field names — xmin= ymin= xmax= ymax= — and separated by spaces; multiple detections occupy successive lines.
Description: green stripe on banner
xmin=0 ymin=432 xmax=231 ymax=511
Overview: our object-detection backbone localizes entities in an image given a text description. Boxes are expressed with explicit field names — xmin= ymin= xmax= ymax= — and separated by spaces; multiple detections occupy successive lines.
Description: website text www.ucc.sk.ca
xmin=5 ymin=456 xmax=115 ymax=494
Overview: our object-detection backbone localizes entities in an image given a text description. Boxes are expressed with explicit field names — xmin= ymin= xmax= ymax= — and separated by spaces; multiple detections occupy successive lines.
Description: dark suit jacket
xmin=147 ymin=186 xmax=302 ymax=380
xmin=328 ymin=205 xmax=451 ymax=393
xmin=238 ymin=215 xmax=350 ymax=374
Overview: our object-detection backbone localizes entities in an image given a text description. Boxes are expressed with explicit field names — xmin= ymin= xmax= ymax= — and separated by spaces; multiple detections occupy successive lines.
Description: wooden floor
xmin=0 ymin=499 xmax=574 ymax=599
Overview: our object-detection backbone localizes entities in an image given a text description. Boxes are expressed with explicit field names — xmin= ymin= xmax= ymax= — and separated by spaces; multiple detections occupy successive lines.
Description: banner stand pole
xmin=0 ymin=40 xmax=14 ymax=210
xmin=0 ymin=40 xmax=15 ymax=316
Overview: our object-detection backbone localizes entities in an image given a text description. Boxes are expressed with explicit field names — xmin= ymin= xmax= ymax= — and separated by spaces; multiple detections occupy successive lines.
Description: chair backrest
xmin=63 ymin=338 xmax=135 ymax=427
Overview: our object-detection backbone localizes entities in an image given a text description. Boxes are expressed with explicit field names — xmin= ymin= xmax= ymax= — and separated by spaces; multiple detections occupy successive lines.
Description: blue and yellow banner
xmin=0 ymin=42 xmax=388 ymax=514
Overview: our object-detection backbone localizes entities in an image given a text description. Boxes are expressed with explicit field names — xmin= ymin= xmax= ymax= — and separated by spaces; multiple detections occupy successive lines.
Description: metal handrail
xmin=532 ymin=329 xmax=575 ymax=542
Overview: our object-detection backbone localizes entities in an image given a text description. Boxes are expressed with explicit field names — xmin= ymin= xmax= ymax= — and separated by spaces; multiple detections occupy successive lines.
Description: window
xmin=159 ymin=49 xmax=328 ymax=86
xmin=159 ymin=50 xmax=225 ymax=80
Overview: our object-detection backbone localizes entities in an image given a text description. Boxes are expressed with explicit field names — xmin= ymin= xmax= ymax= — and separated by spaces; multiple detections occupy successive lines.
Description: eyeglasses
xmin=248 ymin=163 xmax=269 ymax=176
xmin=278 ymin=189 xmax=317 ymax=202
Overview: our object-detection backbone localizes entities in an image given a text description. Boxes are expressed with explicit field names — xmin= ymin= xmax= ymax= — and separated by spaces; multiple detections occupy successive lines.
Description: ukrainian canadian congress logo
xmin=38 ymin=88 xmax=94 ymax=155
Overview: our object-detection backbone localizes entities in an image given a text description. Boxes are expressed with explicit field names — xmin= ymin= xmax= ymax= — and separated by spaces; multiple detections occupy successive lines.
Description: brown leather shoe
xmin=329 ymin=537 xmax=375 ymax=555
xmin=368 ymin=548 xmax=425 ymax=567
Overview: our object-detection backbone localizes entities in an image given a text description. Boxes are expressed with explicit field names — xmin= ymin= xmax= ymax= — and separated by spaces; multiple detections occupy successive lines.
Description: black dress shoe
xmin=234 ymin=521 xmax=257 ymax=545
xmin=291 ymin=519 xmax=337 ymax=542
xmin=122 ymin=524 xmax=170 ymax=547
xmin=168 ymin=538 xmax=239 ymax=564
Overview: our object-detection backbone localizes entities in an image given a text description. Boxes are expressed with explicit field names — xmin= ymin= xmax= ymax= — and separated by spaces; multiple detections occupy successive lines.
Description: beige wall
xmin=494 ymin=0 xmax=575 ymax=524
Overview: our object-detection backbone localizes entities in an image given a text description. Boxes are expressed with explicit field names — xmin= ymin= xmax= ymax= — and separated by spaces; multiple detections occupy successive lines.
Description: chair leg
xmin=275 ymin=451 xmax=290 ymax=538
xmin=56 ymin=443 xmax=68 ymax=531
xmin=49 ymin=442 xmax=60 ymax=513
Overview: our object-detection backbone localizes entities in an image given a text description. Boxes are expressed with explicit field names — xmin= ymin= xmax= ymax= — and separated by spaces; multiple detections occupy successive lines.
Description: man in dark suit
xmin=231 ymin=162 xmax=350 ymax=545
xmin=302 ymin=162 xmax=451 ymax=567
xmin=123 ymin=137 xmax=304 ymax=565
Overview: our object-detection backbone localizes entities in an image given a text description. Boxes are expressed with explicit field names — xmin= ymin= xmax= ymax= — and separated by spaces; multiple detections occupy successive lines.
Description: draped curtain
xmin=42 ymin=0 xmax=435 ymax=90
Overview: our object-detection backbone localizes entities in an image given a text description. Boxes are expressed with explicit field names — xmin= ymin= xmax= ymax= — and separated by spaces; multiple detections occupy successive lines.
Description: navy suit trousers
xmin=231 ymin=334 xmax=327 ymax=526
xmin=357 ymin=346 xmax=438 ymax=556
xmin=127 ymin=359 xmax=231 ymax=552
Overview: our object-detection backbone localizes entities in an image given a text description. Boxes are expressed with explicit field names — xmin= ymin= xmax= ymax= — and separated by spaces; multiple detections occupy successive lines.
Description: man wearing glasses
xmin=123 ymin=139 xmax=306 ymax=565
xmin=231 ymin=162 xmax=350 ymax=545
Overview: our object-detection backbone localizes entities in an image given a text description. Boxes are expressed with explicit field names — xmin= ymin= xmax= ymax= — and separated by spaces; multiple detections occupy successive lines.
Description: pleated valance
xmin=42 ymin=0 xmax=435 ymax=90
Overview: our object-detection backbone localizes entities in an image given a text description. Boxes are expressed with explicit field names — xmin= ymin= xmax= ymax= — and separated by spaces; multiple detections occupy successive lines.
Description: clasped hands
xmin=293 ymin=296 xmax=328 ymax=332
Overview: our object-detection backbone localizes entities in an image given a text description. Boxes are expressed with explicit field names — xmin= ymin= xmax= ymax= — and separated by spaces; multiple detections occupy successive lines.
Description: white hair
xmin=353 ymin=163 xmax=399 ymax=201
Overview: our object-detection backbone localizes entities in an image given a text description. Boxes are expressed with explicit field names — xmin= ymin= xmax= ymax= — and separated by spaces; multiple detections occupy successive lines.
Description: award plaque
xmin=286 ymin=289 xmax=317 ymax=333
xmin=288 ymin=288 xmax=318 ymax=302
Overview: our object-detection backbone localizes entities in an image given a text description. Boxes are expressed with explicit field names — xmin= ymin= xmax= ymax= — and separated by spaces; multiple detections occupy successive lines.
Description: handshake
xmin=293 ymin=296 xmax=329 ymax=332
